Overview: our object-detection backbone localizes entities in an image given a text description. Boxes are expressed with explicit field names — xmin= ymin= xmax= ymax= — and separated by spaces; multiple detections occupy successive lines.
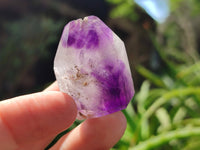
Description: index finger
xmin=0 ymin=91 xmax=77 ymax=149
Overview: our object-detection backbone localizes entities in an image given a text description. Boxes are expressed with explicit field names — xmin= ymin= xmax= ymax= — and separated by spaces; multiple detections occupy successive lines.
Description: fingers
xmin=0 ymin=91 xmax=77 ymax=149
xmin=0 ymin=81 xmax=126 ymax=150
xmin=51 ymin=111 xmax=127 ymax=150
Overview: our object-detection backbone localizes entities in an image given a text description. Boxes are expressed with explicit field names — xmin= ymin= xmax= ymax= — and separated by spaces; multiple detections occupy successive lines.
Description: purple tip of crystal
xmin=92 ymin=60 xmax=134 ymax=113
xmin=67 ymin=35 xmax=76 ymax=46
xmin=61 ymin=16 xmax=111 ymax=50
xmin=86 ymin=30 xmax=99 ymax=49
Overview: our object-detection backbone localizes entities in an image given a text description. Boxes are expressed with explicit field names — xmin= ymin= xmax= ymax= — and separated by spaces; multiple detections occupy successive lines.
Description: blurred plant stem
xmin=145 ymin=87 xmax=200 ymax=118
xmin=130 ymin=127 xmax=200 ymax=150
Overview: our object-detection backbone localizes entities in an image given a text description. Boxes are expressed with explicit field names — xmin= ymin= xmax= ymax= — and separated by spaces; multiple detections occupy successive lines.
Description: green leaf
xmin=109 ymin=2 xmax=138 ymax=21
xmin=177 ymin=61 xmax=200 ymax=79
xmin=136 ymin=65 xmax=167 ymax=88
xmin=172 ymin=107 xmax=187 ymax=123
xmin=136 ymin=80 xmax=151 ymax=114
xmin=130 ymin=127 xmax=200 ymax=150
xmin=156 ymin=108 xmax=171 ymax=133
xmin=145 ymin=87 xmax=200 ymax=119
xmin=140 ymin=117 xmax=150 ymax=140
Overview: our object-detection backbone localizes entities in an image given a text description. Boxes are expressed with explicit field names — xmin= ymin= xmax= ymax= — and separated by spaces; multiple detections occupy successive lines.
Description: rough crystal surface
xmin=54 ymin=16 xmax=134 ymax=119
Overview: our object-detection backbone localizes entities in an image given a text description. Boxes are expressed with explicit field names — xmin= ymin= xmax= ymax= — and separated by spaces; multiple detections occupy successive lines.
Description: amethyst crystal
xmin=54 ymin=16 xmax=134 ymax=119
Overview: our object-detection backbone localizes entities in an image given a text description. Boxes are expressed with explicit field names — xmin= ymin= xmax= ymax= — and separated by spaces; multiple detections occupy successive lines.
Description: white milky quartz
xmin=54 ymin=16 xmax=134 ymax=119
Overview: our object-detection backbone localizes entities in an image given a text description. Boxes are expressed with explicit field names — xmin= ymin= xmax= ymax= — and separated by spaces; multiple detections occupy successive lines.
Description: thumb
xmin=0 ymin=91 xmax=77 ymax=149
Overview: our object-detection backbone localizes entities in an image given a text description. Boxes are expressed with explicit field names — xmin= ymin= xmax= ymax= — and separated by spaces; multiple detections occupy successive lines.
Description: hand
xmin=0 ymin=82 xmax=127 ymax=150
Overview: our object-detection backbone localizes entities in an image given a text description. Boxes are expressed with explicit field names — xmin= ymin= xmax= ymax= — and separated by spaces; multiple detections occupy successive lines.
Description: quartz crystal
xmin=54 ymin=16 xmax=134 ymax=119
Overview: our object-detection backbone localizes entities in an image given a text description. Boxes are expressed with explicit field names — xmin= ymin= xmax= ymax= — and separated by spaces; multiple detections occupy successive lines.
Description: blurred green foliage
xmin=116 ymin=50 xmax=200 ymax=150
xmin=107 ymin=0 xmax=200 ymax=149
xmin=106 ymin=0 xmax=138 ymax=21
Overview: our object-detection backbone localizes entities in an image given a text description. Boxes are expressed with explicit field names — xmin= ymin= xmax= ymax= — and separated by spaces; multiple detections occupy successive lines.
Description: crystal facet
xmin=54 ymin=16 xmax=134 ymax=119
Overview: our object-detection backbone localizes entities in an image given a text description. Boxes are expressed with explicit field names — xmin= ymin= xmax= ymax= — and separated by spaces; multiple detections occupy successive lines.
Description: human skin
xmin=0 ymin=82 xmax=127 ymax=150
